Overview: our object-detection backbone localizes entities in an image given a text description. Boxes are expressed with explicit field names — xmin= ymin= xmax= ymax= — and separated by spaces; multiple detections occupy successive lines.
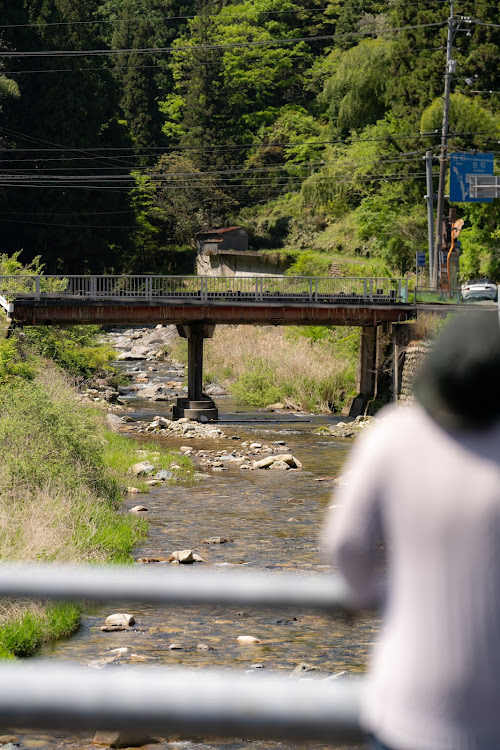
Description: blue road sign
xmin=450 ymin=152 xmax=494 ymax=203
xmin=416 ymin=252 xmax=426 ymax=267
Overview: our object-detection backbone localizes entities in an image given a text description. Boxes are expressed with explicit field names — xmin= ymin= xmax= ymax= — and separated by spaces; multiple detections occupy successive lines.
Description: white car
xmin=461 ymin=278 xmax=498 ymax=302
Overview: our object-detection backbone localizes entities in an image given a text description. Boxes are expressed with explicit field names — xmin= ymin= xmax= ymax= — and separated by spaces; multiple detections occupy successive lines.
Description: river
xmin=12 ymin=353 xmax=379 ymax=750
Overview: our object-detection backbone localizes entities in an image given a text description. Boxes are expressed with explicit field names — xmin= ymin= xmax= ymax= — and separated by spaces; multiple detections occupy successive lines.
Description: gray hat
xmin=413 ymin=311 xmax=500 ymax=430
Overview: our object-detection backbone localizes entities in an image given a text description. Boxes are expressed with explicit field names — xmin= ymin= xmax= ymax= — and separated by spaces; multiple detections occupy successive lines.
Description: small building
xmin=196 ymin=227 xmax=249 ymax=255
xmin=195 ymin=227 xmax=291 ymax=278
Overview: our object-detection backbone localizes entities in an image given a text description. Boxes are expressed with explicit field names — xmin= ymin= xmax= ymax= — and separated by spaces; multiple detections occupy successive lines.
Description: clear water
xmin=14 ymin=359 xmax=378 ymax=750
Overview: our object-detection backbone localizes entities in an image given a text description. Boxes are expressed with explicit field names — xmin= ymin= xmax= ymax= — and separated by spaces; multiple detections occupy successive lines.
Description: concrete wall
xmin=196 ymin=251 xmax=291 ymax=278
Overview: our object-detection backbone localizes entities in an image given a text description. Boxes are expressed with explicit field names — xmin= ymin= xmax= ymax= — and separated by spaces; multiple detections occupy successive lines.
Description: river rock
xmin=103 ymin=613 xmax=135 ymax=628
xmin=126 ymin=487 xmax=141 ymax=494
xmin=138 ymin=384 xmax=172 ymax=401
xmin=277 ymin=454 xmax=302 ymax=468
xmin=252 ymin=456 xmax=276 ymax=469
xmin=205 ymin=384 xmax=226 ymax=396
xmin=92 ymin=730 xmax=161 ymax=748
xmin=237 ymin=635 xmax=261 ymax=644
xmin=88 ymin=655 xmax=124 ymax=670
xmin=252 ymin=454 xmax=301 ymax=470
xmin=265 ymin=402 xmax=285 ymax=411
xmin=154 ymin=470 xmax=173 ymax=481
xmin=106 ymin=414 xmax=124 ymax=432
xmin=314 ymin=416 xmax=372 ymax=439
xmin=129 ymin=461 xmax=155 ymax=477
xmin=202 ymin=537 xmax=232 ymax=544
xmin=289 ymin=662 xmax=330 ymax=679
xmin=168 ymin=549 xmax=205 ymax=564
xmin=129 ymin=505 xmax=148 ymax=514
xmin=268 ymin=460 xmax=291 ymax=471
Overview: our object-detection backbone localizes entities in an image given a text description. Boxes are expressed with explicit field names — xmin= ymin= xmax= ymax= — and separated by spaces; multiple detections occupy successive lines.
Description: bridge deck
xmin=0 ymin=275 xmax=413 ymax=327
xmin=6 ymin=297 xmax=413 ymax=326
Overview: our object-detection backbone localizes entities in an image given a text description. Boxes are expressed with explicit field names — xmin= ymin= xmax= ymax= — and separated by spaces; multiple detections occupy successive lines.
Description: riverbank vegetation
xmin=0 ymin=323 xmax=191 ymax=658
xmin=172 ymin=324 xmax=360 ymax=412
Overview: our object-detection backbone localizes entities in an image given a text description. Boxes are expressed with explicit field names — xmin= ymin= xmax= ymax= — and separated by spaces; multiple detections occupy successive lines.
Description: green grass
xmin=0 ymin=603 xmax=81 ymax=658
xmin=103 ymin=431 xmax=194 ymax=491
xmin=0 ymin=331 xmax=194 ymax=659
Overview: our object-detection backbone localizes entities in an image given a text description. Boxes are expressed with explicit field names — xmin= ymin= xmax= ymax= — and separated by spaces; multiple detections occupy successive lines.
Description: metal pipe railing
xmin=0 ymin=564 xmax=365 ymax=740
xmin=0 ymin=663 xmax=364 ymax=741
xmin=0 ymin=275 xmax=411 ymax=305
xmin=0 ymin=563 xmax=354 ymax=611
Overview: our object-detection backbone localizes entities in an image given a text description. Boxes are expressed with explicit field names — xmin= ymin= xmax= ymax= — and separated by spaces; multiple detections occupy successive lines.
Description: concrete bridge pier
xmin=172 ymin=323 xmax=219 ymax=421
xmin=350 ymin=324 xmax=389 ymax=416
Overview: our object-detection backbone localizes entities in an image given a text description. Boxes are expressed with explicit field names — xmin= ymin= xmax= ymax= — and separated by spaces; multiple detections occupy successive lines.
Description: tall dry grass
xmin=203 ymin=325 xmax=358 ymax=412
xmin=409 ymin=312 xmax=453 ymax=343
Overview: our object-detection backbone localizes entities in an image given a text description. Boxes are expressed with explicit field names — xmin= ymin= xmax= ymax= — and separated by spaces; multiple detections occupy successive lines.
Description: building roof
xmin=196 ymin=226 xmax=246 ymax=236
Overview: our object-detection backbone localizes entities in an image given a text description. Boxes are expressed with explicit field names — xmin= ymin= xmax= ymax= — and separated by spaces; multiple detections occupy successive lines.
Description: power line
xmin=0 ymin=2 xmax=453 ymax=30
xmin=1 ymin=42 xmax=448 ymax=74
xmin=0 ymin=22 xmax=446 ymax=58
xmin=0 ymin=130 xmax=497 ymax=158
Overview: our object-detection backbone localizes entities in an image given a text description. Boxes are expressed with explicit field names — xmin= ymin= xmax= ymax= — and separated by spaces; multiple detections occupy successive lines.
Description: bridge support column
xmin=172 ymin=323 xmax=218 ymax=421
xmin=346 ymin=326 xmax=377 ymax=417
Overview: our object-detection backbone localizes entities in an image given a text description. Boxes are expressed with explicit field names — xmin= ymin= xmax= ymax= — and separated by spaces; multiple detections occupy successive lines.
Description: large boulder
xmin=168 ymin=549 xmax=205 ymax=564
xmin=128 ymin=461 xmax=155 ymax=477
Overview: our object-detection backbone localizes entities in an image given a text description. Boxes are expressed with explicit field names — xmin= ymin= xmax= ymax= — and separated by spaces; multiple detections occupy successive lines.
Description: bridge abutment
xmin=172 ymin=323 xmax=218 ymax=421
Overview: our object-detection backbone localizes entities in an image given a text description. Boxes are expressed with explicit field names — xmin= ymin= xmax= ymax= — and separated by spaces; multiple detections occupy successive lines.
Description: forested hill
xmin=0 ymin=1 xmax=498 ymax=279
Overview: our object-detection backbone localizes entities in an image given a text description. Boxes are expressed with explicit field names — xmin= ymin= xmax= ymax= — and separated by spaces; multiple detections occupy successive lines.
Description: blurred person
xmin=323 ymin=311 xmax=500 ymax=750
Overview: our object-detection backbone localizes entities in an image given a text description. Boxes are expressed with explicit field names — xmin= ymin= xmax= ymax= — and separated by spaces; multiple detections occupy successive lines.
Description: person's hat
xmin=413 ymin=311 xmax=500 ymax=430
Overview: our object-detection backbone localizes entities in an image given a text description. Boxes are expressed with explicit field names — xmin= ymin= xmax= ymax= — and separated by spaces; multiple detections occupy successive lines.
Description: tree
xmin=98 ymin=0 xmax=191 ymax=148
xmin=320 ymin=38 xmax=393 ymax=135
xmin=420 ymin=93 xmax=499 ymax=151
xmin=0 ymin=0 xmax=134 ymax=272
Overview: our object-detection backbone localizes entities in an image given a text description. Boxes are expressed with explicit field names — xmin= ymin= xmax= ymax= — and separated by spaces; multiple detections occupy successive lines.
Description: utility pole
xmin=432 ymin=0 xmax=455 ymax=290
xmin=424 ymin=151 xmax=434 ymax=286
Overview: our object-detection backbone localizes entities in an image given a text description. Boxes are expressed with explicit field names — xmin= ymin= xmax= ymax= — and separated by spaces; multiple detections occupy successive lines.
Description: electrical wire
xmin=0 ymin=21 xmax=447 ymax=58
xmin=0 ymin=2 xmax=455 ymax=30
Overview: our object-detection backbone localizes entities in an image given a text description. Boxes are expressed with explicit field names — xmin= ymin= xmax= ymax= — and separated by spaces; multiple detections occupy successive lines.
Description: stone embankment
xmin=398 ymin=340 xmax=432 ymax=405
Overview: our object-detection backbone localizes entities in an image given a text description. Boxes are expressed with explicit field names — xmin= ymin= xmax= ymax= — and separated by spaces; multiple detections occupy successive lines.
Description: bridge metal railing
xmin=0 ymin=563 xmax=365 ymax=742
xmin=0 ymin=274 xmax=409 ymax=305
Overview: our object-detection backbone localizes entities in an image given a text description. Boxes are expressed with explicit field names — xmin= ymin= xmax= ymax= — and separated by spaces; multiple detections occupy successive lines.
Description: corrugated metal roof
xmin=196 ymin=226 xmax=245 ymax=236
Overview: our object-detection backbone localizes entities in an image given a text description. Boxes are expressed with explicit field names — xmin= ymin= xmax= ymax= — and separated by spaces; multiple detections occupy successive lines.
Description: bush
xmin=23 ymin=326 xmax=115 ymax=379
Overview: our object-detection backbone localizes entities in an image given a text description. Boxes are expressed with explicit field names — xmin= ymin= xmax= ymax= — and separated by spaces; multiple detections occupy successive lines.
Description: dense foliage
xmin=0 ymin=1 xmax=497 ymax=278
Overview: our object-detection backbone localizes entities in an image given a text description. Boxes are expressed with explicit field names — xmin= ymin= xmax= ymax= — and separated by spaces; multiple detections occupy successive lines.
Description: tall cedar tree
xmin=101 ymin=0 xmax=190 ymax=148
xmin=0 ymin=0 xmax=133 ymax=273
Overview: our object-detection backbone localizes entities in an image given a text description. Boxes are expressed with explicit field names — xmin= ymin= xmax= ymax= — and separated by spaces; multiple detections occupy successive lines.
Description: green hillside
xmin=0 ymin=0 xmax=497 ymax=278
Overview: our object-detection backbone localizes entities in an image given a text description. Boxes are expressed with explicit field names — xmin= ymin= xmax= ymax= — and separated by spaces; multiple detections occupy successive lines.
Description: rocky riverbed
xmin=12 ymin=325 xmax=375 ymax=750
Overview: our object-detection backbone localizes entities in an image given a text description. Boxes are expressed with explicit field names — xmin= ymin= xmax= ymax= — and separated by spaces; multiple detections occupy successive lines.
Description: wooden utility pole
xmin=432 ymin=0 xmax=455 ymax=290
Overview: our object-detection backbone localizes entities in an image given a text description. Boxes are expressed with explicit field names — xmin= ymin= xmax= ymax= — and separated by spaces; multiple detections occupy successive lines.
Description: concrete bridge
xmin=0 ymin=274 xmax=413 ymax=420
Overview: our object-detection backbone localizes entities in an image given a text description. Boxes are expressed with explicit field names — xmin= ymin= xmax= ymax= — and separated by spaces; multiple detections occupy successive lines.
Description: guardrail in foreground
xmin=0 ymin=564 xmax=364 ymax=742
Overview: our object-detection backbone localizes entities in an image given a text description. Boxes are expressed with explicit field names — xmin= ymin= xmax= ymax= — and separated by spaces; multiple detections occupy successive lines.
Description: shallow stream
xmin=14 ymin=356 xmax=379 ymax=750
